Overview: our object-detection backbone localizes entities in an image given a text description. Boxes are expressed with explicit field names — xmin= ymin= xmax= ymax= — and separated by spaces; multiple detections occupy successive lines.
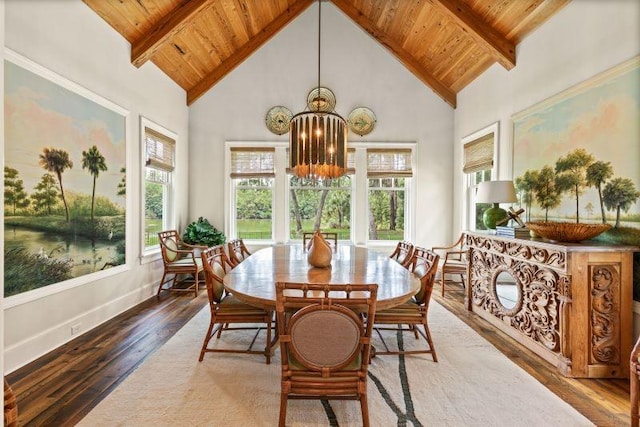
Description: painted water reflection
xmin=5 ymin=226 xmax=123 ymax=277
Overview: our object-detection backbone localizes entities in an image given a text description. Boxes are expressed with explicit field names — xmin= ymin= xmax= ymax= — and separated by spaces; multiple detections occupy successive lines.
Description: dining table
xmin=223 ymin=244 xmax=420 ymax=311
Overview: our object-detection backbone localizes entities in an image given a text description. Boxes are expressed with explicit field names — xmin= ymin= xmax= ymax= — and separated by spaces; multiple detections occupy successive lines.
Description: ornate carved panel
xmin=590 ymin=264 xmax=620 ymax=364
xmin=467 ymin=234 xmax=566 ymax=270
xmin=469 ymin=246 xmax=565 ymax=354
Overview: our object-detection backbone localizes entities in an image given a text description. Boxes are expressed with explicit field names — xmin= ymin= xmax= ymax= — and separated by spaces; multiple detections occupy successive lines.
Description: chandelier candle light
xmin=289 ymin=0 xmax=348 ymax=180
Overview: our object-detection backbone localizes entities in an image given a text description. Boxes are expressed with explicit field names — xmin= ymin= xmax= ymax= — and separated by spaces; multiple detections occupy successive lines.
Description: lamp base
xmin=483 ymin=204 xmax=507 ymax=230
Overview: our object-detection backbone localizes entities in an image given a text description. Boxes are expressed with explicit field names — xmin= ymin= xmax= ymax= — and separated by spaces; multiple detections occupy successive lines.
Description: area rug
xmin=78 ymin=302 xmax=593 ymax=426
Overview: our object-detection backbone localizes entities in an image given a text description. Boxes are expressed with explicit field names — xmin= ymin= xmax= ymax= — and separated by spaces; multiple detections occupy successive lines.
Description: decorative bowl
xmin=525 ymin=221 xmax=611 ymax=243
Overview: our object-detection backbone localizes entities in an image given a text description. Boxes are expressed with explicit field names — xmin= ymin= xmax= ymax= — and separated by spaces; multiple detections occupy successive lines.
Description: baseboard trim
xmin=4 ymin=281 xmax=156 ymax=373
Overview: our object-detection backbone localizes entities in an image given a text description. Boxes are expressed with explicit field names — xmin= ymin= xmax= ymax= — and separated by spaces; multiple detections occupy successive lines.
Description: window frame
xmin=461 ymin=122 xmax=499 ymax=231
xmin=140 ymin=117 xmax=177 ymax=259
xmin=365 ymin=147 xmax=414 ymax=245
xmin=225 ymin=141 xmax=415 ymax=247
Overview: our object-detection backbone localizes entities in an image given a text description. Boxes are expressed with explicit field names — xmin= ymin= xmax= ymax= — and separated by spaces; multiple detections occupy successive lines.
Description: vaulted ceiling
xmin=83 ymin=0 xmax=570 ymax=108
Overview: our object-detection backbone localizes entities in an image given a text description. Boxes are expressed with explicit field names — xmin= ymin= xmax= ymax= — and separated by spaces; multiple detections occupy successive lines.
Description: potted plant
xmin=182 ymin=217 xmax=225 ymax=247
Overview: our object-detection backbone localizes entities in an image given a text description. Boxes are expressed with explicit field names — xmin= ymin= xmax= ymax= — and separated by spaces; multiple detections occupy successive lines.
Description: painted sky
xmin=4 ymin=60 xmax=126 ymax=206
xmin=513 ymin=62 xmax=640 ymax=220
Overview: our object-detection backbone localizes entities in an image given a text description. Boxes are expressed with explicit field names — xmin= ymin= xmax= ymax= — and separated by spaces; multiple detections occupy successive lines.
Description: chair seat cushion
xmin=374 ymin=301 xmax=424 ymax=321
xmin=216 ymin=294 xmax=269 ymax=317
xmin=168 ymin=257 xmax=203 ymax=268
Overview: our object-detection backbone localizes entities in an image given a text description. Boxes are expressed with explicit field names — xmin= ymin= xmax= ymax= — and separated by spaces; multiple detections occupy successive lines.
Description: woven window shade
xmin=346 ymin=149 xmax=355 ymax=175
xmin=463 ymin=133 xmax=494 ymax=174
xmin=145 ymin=127 xmax=175 ymax=173
xmin=230 ymin=147 xmax=275 ymax=178
xmin=367 ymin=148 xmax=413 ymax=177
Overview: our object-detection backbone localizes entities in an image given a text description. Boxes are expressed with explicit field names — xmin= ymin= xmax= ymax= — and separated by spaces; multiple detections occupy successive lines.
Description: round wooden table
xmin=223 ymin=245 xmax=420 ymax=310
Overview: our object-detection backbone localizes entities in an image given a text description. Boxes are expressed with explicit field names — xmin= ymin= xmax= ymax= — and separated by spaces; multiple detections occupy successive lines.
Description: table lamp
xmin=476 ymin=180 xmax=518 ymax=229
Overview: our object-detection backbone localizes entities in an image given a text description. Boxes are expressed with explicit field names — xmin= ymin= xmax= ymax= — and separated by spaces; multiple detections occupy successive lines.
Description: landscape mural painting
xmin=512 ymin=56 xmax=640 ymax=299
xmin=4 ymin=52 xmax=127 ymax=298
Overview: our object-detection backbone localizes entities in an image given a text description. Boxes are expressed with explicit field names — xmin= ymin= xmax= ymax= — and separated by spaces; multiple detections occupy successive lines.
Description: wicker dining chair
xmin=389 ymin=240 xmax=414 ymax=268
xmin=157 ymin=230 xmax=207 ymax=298
xmin=302 ymin=231 xmax=338 ymax=250
xmin=275 ymin=282 xmax=378 ymax=427
xmin=374 ymin=247 xmax=439 ymax=361
xmin=432 ymin=233 xmax=468 ymax=297
xmin=199 ymin=246 xmax=275 ymax=364
xmin=227 ymin=238 xmax=252 ymax=267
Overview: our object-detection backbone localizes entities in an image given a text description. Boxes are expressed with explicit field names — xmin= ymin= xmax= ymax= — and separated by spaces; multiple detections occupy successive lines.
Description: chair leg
xmin=265 ymin=312 xmax=273 ymax=364
xmin=157 ymin=271 xmax=169 ymax=299
xmin=441 ymin=275 xmax=446 ymax=297
xmin=422 ymin=320 xmax=438 ymax=363
xmin=360 ymin=389 xmax=370 ymax=427
xmin=278 ymin=390 xmax=288 ymax=427
xmin=199 ymin=318 xmax=216 ymax=362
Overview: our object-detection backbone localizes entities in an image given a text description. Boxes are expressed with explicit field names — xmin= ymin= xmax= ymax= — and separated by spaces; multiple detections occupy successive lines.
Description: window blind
xmin=367 ymin=148 xmax=413 ymax=177
xmin=463 ymin=133 xmax=494 ymax=174
xmin=230 ymin=147 xmax=275 ymax=178
xmin=145 ymin=127 xmax=175 ymax=172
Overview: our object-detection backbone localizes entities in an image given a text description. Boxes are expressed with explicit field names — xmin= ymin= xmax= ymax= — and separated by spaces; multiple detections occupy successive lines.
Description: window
xmin=462 ymin=123 xmax=498 ymax=230
xmin=367 ymin=149 xmax=412 ymax=241
xmin=142 ymin=121 xmax=176 ymax=251
xmin=225 ymin=142 xmax=414 ymax=246
xmin=230 ymin=148 xmax=275 ymax=240
xmin=289 ymin=175 xmax=352 ymax=240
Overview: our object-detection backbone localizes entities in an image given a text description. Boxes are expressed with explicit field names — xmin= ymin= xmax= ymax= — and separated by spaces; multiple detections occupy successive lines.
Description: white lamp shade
xmin=476 ymin=180 xmax=517 ymax=203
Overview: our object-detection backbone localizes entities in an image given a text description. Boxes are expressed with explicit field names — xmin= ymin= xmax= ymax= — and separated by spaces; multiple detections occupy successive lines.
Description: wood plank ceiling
xmin=83 ymin=0 xmax=570 ymax=108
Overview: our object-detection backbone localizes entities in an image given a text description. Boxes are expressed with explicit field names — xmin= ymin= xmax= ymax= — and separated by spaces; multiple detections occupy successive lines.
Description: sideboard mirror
xmin=493 ymin=271 xmax=520 ymax=312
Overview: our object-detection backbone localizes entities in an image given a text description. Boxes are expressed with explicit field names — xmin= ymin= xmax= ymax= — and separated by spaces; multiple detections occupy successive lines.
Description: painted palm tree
xmin=39 ymin=147 xmax=73 ymax=222
xmin=81 ymin=145 xmax=108 ymax=221
xmin=586 ymin=160 xmax=613 ymax=224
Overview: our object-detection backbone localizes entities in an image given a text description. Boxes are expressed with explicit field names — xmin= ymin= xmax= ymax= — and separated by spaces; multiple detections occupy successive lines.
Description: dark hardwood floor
xmin=6 ymin=283 xmax=630 ymax=426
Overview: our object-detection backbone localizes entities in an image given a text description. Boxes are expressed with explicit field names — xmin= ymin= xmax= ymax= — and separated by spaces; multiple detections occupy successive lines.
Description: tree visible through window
xmin=289 ymin=176 xmax=351 ymax=240
xmin=367 ymin=149 xmax=411 ymax=241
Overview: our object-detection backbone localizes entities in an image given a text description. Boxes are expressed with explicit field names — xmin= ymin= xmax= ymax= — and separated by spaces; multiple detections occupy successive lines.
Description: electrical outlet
xmin=71 ymin=323 xmax=81 ymax=335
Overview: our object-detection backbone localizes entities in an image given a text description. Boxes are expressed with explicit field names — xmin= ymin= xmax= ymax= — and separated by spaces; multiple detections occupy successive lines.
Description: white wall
xmin=3 ymin=0 xmax=189 ymax=372
xmin=188 ymin=3 xmax=454 ymax=248
xmin=452 ymin=1 xmax=640 ymax=332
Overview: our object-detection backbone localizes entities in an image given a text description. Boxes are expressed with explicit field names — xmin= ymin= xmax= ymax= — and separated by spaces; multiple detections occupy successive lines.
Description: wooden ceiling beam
xmin=187 ymin=0 xmax=315 ymax=105
xmin=330 ymin=0 xmax=457 ymax=108
xmin=131 ymin=0 xmax=213 ymax=68
xmin=431 ymin=0 xmax=516 ymax=70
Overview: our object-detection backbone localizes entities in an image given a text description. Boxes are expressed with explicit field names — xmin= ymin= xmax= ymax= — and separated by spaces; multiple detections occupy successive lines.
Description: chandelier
xmin=289 ymin=0 xmax=348 ymax=180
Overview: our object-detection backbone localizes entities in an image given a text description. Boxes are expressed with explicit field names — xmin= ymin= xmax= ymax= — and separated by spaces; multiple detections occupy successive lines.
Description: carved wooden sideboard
xmin=466 ymin=231 xmax=637 ymax=378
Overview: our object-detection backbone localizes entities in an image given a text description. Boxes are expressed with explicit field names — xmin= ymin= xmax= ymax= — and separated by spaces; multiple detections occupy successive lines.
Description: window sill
xmin=140 ymin=248 xmax=162 ymax=265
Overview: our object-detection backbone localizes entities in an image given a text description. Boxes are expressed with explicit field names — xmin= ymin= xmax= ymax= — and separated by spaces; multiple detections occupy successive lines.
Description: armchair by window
xmin=432 ymin=234 xmax=468 ymax=297
xmin=157 ymin=230 xmax=206 ymax=298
